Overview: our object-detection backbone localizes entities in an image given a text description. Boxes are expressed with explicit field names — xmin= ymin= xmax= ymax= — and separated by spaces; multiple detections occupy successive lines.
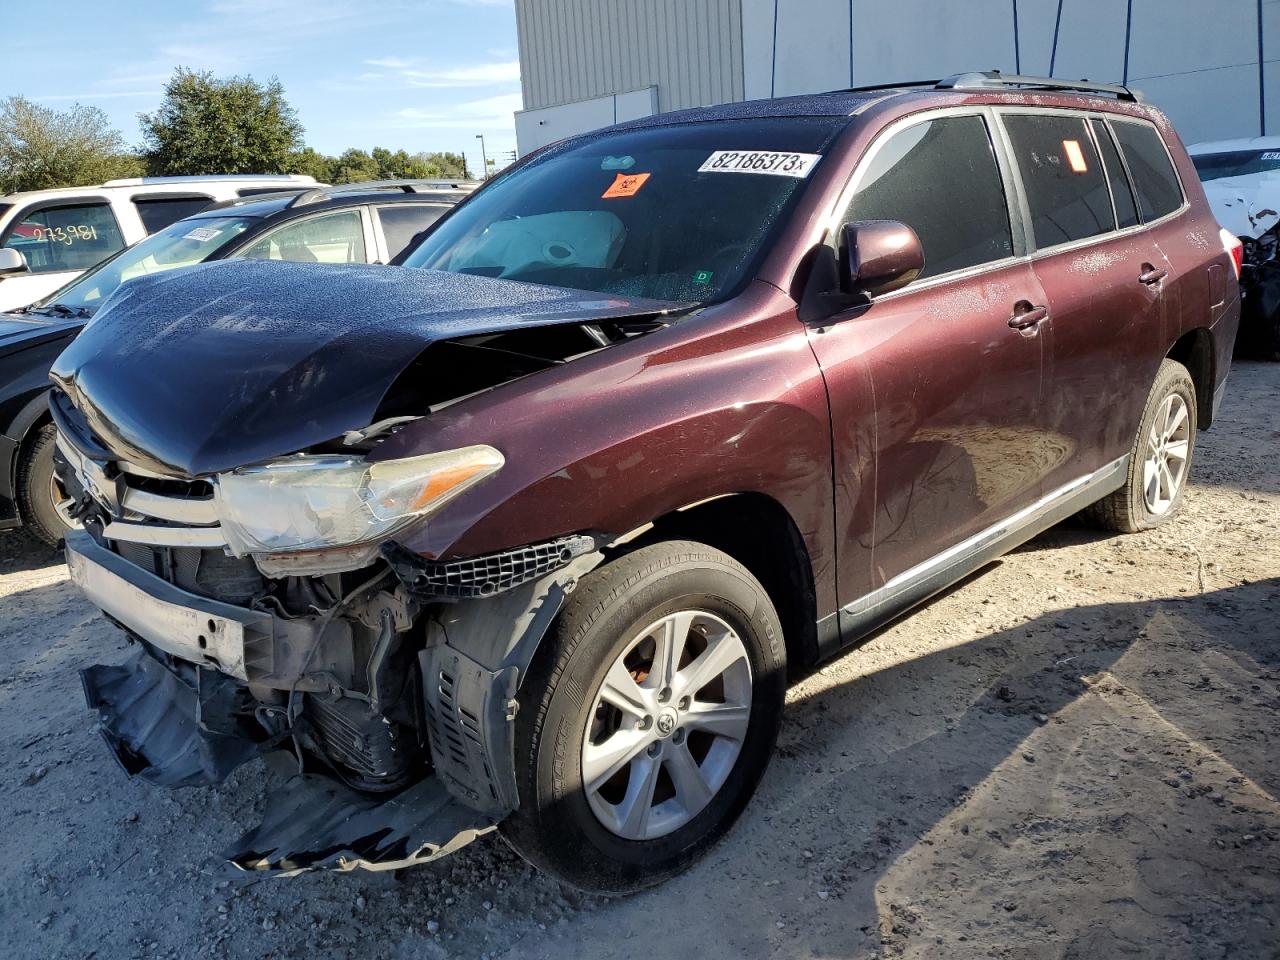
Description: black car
xmin=0 ymin=182 xmax=466 ymax=545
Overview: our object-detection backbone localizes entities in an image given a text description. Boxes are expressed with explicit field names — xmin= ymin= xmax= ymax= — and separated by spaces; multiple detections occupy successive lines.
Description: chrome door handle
xmin=1138 ymin=265 xmax=1168 ymax=285
xmin=1008 ymin=304 xmax=1049 ymax=330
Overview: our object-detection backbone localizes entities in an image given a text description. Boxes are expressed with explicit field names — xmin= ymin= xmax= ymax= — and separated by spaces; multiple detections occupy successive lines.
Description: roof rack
xmin=101 ymin=174 xmax=318 ymax=187
xmin=842 ymin=78 xmax=941 ymax=95
xmin=936 ymin=70 xmax=1141 ymax=102
xmin=287 ymin=179 xmax=480 ymax=208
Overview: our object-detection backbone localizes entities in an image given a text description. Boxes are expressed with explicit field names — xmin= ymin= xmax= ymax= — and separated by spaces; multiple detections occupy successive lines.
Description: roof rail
xmin=842 ymin=78 xmax=941 ymax=95
xmin=287 ymin=179 xmax=480 ymax=208
xmin=101 ymin=174 xmax=318 ymax=187
xmin=937 ymin=70 xmax=1141 ymax=102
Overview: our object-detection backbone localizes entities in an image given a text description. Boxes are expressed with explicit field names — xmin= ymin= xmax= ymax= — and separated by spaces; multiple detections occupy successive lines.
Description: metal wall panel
xmin=516 ymin=0 xmax=745 ymax=112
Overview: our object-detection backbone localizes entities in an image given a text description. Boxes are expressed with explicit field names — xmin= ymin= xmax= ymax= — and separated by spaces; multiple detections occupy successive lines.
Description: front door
xmin=806 ymin=111 xmax=1049 ymax=648
xmin=0 ymin=201 xmax=127 ymax=311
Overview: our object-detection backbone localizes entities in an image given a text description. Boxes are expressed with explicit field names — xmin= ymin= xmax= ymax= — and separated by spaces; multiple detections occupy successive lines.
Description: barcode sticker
xmin=698 ymin=150 xmax=821 ymax=178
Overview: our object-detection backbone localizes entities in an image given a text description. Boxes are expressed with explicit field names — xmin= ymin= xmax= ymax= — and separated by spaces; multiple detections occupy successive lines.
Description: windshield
xmin=30 ymin=215 xmax=254 ymax=314
xmin=403 ymin=117 xmax=846 ymax=303
xmin=1192 ymin=149 xmax=1280 ymax=182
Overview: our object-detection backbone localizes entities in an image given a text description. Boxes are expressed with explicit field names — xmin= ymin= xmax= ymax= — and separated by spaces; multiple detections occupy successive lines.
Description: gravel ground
xmin=1 ymin=361 xmax=1276 ymax=960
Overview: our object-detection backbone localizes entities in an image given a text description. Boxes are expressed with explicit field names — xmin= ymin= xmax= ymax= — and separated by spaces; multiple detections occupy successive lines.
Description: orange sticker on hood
xmin=1063 ymin=139 xmax=1088 ymax=173
xmin=602 ymin=172 xmax=650 ymax=198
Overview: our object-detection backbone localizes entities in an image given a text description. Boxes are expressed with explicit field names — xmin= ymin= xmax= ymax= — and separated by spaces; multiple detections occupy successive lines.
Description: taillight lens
xmin=1221 ymin=227 xmax=1243 ymax=279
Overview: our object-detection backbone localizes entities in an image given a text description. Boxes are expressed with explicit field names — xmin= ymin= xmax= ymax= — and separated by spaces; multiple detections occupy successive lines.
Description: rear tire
xmin=16 ymin=424 xmax=72 ymax=547
xmin=499 ymin=541 xmax=786 ymax=893
xmin=1082 ymin=359 xmax=1197 ymax=533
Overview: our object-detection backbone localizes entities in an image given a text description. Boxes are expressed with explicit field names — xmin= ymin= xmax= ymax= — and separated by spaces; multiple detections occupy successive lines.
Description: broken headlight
xmin=213 ymin=445 xmax=503 ymax=556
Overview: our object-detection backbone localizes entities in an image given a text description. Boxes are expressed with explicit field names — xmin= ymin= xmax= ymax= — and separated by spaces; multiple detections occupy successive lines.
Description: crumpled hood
xmin=1202 ymin=173 xmax=1280 ymax=239
xmin=50 ymin=259 xmax=678 ymax=477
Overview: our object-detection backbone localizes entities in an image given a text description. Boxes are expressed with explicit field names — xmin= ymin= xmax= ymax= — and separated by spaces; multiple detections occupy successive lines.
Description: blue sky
xmin=1 ymin=0 xmax=521 ymax=174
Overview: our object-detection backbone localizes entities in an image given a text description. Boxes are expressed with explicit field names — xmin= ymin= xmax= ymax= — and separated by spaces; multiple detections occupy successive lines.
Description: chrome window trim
xmin=815 ymin=105 xmax=1191 ymax=307
xmin=992 ymin=106 xmax=1190 ymax=261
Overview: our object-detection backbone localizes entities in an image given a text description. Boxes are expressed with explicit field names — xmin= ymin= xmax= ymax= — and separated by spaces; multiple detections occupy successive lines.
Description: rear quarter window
xmin=1111 ymin=120 xmax=1184 ymax=222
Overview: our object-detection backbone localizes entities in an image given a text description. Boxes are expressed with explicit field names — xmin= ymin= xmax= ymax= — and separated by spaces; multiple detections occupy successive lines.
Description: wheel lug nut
xmin=657 ymin=687 xmax=672 ymax=704
xmin=639 ymin=715 xmax=653 ymax=730
xmin=672 ymin=728 xmax=685 ymax=745
xmin=678 ymin=696 xmax=691 ymax=711
xmin=647 ymin=742 xmax=661 ymax=758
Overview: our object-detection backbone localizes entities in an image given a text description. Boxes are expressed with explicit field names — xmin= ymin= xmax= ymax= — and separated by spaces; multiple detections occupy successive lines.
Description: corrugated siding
xmin=517 ymin=0 xmax=744 ymax=111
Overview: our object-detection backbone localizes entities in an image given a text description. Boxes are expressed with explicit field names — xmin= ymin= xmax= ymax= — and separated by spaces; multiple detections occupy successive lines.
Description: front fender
xmin=371 ymin=282 xmax=835 ymax=612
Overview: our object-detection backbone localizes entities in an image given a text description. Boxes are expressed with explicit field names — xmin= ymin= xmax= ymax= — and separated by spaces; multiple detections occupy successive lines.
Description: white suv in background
xmin=0 ymin=174 xmax=320 ymax=311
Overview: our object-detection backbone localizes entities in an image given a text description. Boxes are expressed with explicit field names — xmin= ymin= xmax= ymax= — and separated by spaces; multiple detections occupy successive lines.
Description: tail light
xmin=1221 ymin=227 xmax=1244 ymax=279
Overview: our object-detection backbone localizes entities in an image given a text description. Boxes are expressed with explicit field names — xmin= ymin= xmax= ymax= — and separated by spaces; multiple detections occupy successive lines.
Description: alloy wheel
xmin=581 ymin=610 xmax=752 ymax=841
xmin=1143 ymin=393 xmax=1190 ymax=515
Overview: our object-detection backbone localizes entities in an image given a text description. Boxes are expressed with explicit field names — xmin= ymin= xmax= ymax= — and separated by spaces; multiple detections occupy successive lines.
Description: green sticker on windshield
xmin=693 ymin=270 xmax=714 ymax=284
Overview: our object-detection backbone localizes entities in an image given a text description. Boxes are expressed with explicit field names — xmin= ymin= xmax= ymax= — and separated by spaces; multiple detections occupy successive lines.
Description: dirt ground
xmin=0 ymin=362 xmax=1276 ymax=960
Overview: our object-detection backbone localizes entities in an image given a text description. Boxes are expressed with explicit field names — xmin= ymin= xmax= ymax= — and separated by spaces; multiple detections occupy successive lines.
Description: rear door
xmin=999 ymin=109 xmax=1168 ymax=492
xmin=373 ymin=203 xmax=451 ymax=262
xmin=806 ymin=110 xmax=1049 ymax=629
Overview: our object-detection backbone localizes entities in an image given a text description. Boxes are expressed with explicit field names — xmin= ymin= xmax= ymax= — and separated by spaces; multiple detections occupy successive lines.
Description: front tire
xmin=16 ymin=424 xmax=74 ymax=547
xmin=500 ymin=541 xmax=786 ymax=893
xmin=1083 ymin=358 xmax=1197 ymax=533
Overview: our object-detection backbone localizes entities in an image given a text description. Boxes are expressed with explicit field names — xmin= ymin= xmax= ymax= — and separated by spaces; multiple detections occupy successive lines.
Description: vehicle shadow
xmin=0 ymin=532 xmax=63 ymax=575
xmin=515 ymin=576 xmax=1280 ymax=959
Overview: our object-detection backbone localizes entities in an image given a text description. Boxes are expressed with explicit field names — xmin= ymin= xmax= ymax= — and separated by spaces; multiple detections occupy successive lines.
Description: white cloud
xmin=359 ymin=58 xmax=521 ymax=88
xmin=392 ymin=91 xmax=522 ymax=130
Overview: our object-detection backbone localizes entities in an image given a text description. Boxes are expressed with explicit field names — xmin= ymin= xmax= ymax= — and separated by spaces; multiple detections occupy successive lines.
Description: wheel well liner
xmin=1167 ymin=328 xmax=1214 ymax=428
xmin=616 ymin=493 xmax=819 ymax=672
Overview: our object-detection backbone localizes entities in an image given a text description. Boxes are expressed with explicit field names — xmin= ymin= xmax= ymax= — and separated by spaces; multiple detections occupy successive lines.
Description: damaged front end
xmin=62 ymin=447 xmax=603 ymax=872
xmin=48 ymin=261 xmax=670 ymax=875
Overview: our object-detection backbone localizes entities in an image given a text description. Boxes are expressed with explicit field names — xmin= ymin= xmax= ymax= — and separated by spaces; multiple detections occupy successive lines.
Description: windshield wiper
xmin=37 ymin=303 xmax=91 ymax=318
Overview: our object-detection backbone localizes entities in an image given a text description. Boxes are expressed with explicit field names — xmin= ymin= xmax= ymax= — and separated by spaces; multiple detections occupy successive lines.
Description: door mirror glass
xmin=841 ymin=220 xmax=924 ymax=297
xmin=0 ymin=247 xmax=28 ymax=277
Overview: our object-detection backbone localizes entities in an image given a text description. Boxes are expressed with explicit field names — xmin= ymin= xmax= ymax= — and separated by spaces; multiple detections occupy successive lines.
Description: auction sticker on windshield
xmin=698 ymin=151 xmax=821 ymax=177
xmin=182 ymin=226 xmax=222 ymax=242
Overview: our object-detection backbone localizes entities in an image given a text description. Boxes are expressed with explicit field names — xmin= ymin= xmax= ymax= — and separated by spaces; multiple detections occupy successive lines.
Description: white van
xmin=0 ymin=175 xmax=320 ymax=311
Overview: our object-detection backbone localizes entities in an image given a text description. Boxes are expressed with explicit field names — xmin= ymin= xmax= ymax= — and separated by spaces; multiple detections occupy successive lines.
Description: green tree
xmin=139 ymin=68 xmax=303 ymax=176
xmin=0 ymin=96 xmax=141 ymax=193
xmin=330 ymin=148 xmax=381 ymax=184
xmin=414 ymin=151 xmax=469 ymax=179
xmin=285 ymin=146 xmax=335 ymax=183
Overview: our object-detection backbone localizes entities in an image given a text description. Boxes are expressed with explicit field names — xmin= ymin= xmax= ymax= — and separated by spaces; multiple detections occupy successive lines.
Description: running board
xmin=819 ymin=455 xmax=1129 ymax=655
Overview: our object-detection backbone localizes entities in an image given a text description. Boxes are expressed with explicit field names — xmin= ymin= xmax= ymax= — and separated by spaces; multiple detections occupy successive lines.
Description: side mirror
xmin=0 ymin=247 xmax=29 ymax=278
xmin=841 ymin=220 xmax=924 ymax=298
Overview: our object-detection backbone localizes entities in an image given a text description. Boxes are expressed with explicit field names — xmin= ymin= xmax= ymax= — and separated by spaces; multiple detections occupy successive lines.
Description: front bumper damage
xmin=71 ymin=526 xmax=603 ymax=875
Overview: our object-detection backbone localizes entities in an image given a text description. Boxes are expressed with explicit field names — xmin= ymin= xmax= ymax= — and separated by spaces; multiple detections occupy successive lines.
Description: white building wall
xmin=515 ymin=0 xmax=1278 ymax=153
xmin=515 ymin=87 xmax=658 ymax=155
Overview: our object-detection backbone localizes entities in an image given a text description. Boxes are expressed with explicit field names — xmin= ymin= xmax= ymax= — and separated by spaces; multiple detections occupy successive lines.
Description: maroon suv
xmin=51 ymin=72 xmax=1239 ymax=892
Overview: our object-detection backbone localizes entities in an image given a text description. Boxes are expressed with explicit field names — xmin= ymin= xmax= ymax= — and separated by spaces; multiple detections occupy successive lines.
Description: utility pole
xmin=475 ymin=133 xmax=489 ymax=180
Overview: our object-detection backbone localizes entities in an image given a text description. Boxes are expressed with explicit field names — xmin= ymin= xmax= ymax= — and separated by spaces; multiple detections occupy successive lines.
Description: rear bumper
xmin=65 ymin=528 xmax=268 ymax=681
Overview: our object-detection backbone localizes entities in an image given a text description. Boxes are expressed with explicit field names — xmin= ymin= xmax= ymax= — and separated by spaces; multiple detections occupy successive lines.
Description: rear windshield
xmin=1192 ymin=149 xmax=1280 ymax=182
xmin=403 ymin=117 xmax=847 ymax=304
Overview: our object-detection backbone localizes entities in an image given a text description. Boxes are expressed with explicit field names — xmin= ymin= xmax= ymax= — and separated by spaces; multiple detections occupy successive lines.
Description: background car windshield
xmin=403 ymin=117 xmax=845 ymax=303
xmin=1193 ymin=149 xmax=1280 ymax=181
xmin=33 ymin=215 xmax=253 ymax=313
